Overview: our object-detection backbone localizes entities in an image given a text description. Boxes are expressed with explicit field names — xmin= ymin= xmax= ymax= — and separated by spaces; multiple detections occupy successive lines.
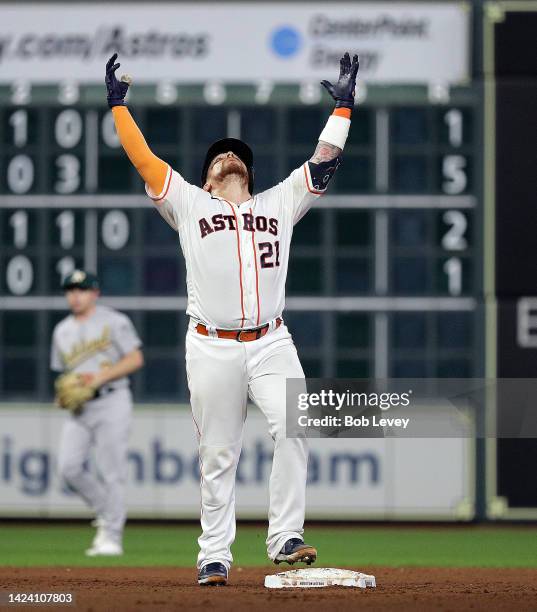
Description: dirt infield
xmin=1 ymin=567 xmax=537 ymax=611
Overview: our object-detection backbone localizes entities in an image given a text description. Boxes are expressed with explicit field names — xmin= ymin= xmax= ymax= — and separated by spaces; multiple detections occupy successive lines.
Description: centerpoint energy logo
xmin=270 ymin=26 xmax=302 ymax=58
xmin=308 ymin=13 xmax=429 ymax=38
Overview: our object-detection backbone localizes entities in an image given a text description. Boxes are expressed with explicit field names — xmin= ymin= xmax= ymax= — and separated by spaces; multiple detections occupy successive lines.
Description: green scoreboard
xmin=0 ymin=83 xmax=483 ymax=401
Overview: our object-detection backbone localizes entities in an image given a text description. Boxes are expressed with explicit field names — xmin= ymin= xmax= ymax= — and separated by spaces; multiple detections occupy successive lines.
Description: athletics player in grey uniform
xmin=50 ymin=270 xmax=144 ymax=556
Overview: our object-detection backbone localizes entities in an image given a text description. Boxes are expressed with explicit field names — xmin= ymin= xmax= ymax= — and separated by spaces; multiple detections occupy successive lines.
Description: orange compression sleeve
xmin=333 ymin=107 xmax=352 ymax=119
xmin=112 ymin=106 xmax=168 ymax=196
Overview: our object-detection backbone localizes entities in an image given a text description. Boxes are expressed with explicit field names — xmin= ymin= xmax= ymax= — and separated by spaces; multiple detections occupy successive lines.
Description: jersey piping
xmin=222 ymin=199 xmax=246 ymax=327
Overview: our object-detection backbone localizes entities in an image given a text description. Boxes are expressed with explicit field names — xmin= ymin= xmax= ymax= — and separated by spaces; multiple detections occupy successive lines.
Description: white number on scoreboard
xmin=102 ymin=210 xmax=130 ymax=250
xmin=6 ymin=255 xmax=33 ymax=295
xmin=9 ymin=211 xmax=28 ymax=249
xmin=7 ymin=155 xmax=34 ymax=194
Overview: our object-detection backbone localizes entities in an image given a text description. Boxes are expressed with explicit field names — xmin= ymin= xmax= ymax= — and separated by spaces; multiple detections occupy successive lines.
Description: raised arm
xmin=312 ymin=52 xmax=359 ymax=163
xmin=284 ymin=53 xmax=359 ymax=223
xmin=105 ymin=54 xmax=168 ymax=196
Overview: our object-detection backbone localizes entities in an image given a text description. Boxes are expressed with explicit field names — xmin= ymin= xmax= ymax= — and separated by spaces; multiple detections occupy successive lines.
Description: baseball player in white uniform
xmin=51 ymin=270 xmax=144 ymax=556
xmin=106 ymin=51 xmax=359 ymax=584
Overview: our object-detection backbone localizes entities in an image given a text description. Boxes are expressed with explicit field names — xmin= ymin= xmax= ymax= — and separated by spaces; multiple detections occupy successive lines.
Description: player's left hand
xmin=105 ymin=53 xmax=132 ymax=109
xmin=55 ymin=372 xmax=99 ymax=412
xmin=320 ymin=52 xmax=359 ymax=109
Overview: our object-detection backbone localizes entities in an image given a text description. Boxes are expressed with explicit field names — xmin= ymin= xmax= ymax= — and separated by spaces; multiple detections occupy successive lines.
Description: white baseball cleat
xmin=88 ymin=519 xmax=107 ymax=549
xmin=85 ymin=538 xmax=123 ymax=557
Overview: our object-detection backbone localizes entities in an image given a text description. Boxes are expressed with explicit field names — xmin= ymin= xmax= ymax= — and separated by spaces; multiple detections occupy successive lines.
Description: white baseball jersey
xmin=146 ymin=164 xmax=323 ymax=329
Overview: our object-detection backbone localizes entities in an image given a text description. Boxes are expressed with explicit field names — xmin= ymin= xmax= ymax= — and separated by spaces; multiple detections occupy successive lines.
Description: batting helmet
xmin=201 ymin=138 xmax=254 ymax=194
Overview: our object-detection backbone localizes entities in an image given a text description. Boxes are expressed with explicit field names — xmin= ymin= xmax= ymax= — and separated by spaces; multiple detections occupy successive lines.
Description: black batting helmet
xmin=201 ymin=138 xmax=254 ymax=194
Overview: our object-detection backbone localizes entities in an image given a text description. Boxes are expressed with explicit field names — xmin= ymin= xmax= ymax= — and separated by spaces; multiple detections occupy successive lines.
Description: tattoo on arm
xmin=310 ymin=140 xmax=342 ymax=164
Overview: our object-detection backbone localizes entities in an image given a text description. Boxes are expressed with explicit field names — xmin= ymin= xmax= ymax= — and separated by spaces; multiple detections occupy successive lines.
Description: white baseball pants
xmin=186 ymin=321 xmax=308 ymax=570
xmin=56 ymin=389 xmax=132 ymax=543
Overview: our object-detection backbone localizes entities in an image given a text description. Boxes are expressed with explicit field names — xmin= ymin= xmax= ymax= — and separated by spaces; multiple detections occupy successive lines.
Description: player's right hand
xmin=105 ymin=53 xmax=132 ymax=109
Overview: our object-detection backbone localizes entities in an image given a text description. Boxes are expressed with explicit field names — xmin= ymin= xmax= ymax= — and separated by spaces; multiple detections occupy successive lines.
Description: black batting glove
xmin=320 ymin=52 xmax=359 ymax=110
xmin=105 ymin=53 xmax=131 ymax=109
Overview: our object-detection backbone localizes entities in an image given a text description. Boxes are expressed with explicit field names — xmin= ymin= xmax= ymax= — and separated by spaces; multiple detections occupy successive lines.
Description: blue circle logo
xmin=270 ymin=26 xmax=302 ymax=58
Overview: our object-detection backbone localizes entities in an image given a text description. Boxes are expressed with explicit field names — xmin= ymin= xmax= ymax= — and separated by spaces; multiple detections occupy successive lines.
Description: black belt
xmin=94 ymin=386 xmax=116 ymax=399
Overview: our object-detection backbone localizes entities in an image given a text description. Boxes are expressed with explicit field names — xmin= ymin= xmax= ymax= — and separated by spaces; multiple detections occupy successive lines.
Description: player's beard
xmin=216 ymin=159 xmax=248 ymax=187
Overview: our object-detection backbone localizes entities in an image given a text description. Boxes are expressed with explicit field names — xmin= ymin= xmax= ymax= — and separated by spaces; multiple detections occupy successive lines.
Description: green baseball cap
xmin=62 ymin=269 xmax=99 ymax=291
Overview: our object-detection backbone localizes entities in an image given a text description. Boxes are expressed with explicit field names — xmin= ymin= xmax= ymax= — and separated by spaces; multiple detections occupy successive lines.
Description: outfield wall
xmin=0 ymin=406 xmax=474 ymax=520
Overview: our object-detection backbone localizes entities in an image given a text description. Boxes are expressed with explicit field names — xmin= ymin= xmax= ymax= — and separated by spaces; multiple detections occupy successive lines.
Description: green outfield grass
xmin=1 ymin=525 xmax=537 ymax=568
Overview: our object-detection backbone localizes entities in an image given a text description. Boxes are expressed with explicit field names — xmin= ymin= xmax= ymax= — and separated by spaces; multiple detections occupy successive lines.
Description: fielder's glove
xmin=55 ymin=372 xmax=98 ymax=412
xmin=105 ymin=53 xmax=132 ymax=109
xmin=321 ymin=52 xmax=360 ymax=109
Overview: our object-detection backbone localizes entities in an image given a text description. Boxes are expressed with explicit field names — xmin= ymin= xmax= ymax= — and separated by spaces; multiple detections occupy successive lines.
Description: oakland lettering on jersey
xmin=60 ymin=326 xmax=112 ymax=370
xmin=199 ymin=213 xmax=278 ymax=239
